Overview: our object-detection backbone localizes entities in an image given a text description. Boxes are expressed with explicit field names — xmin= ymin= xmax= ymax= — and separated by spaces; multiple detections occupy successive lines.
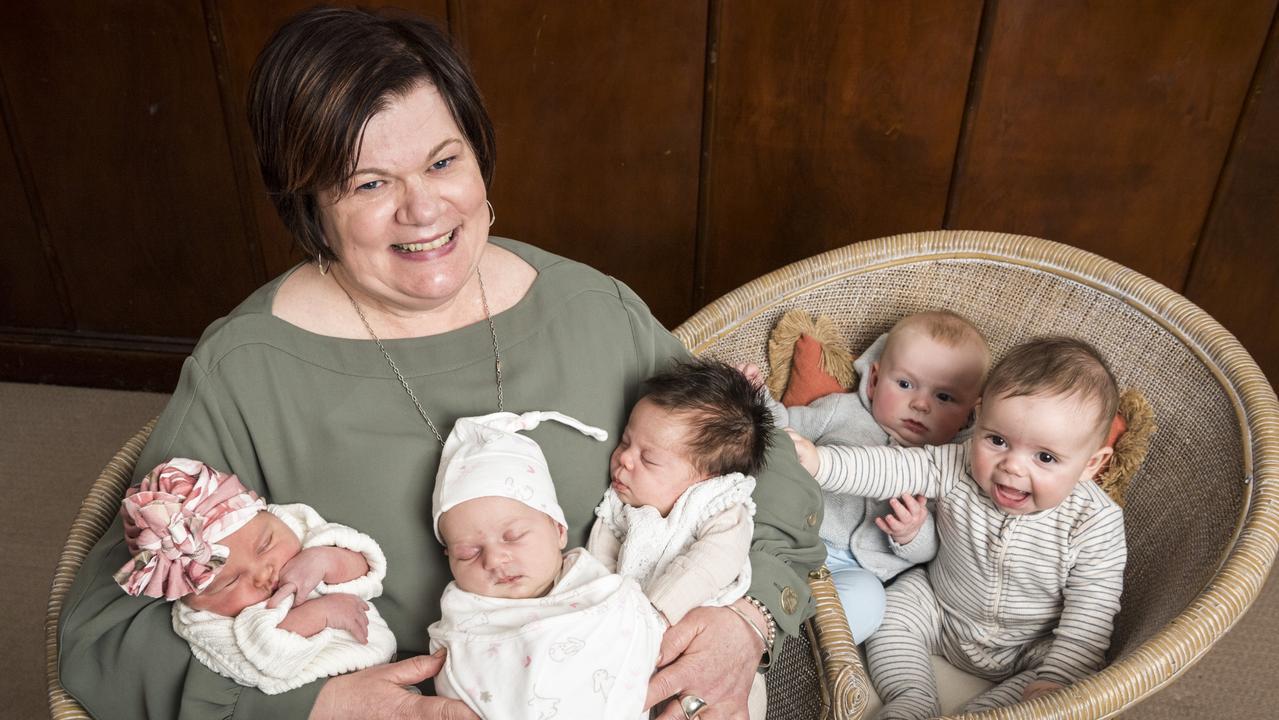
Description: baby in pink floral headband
xmin=115 ymin=458 xmax=396 ymax=694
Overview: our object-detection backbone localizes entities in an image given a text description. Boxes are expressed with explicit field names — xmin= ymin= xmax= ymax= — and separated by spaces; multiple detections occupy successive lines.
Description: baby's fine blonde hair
xmin=983 ymin=336 xmax=1120 ymax=443
xmin=885 ymin=310 xmax=991 ymax=379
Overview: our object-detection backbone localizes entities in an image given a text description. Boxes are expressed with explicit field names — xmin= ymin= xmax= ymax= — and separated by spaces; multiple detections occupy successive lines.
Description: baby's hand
xmin=875 ymin=494 xmax=928 ymax=545
xmin=1021 ymin=679 xmax=1064 ymax=701
xmin=267 ymin=581 xmax=301 ymax=609
xmin=736 ymin=362 xmax=765 ymax=390
xmin=276 ymin=546 xmax=334 ymax=605
xmin=279 ymin=593 xmax=370 ymax=643
xmin=784 ymin=428 xmax=819 ymax=475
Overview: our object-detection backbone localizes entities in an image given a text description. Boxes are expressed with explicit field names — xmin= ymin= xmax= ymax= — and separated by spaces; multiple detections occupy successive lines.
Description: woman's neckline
xmin=267 ymin=237 xmax=540 ymax=342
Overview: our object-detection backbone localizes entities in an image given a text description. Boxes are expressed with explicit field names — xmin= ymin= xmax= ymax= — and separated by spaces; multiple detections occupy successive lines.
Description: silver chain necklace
xmin=336 ymin=268 xmax=504 ymax=445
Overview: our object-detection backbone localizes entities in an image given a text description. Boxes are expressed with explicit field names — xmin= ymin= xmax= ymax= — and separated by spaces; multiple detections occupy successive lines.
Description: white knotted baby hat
xmin=432 ymin=411 xmax=608 ymax=542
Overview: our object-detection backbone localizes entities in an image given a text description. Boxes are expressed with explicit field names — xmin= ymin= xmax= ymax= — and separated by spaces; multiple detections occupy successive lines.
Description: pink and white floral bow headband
xmin=113 ymin=458 xmax=264 ymax=600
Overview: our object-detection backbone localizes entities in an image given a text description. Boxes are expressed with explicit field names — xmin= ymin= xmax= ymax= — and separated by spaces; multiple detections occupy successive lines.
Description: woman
xmin=59 ymin=7 xmax=824 ymax=719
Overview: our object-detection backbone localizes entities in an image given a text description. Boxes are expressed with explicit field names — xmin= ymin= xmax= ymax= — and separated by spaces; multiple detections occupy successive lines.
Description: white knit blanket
xmin=172 ymin=503 xmax=396 ymax=694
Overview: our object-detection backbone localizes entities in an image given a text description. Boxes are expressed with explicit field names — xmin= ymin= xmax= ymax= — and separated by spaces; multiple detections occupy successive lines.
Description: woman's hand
xmin=784 ymin=428 xmax=819 ymax=476
xmin=309 ymin=650 xmax=480 ymax=720
xmin=645 ymin=603 xmax=765 ymax=719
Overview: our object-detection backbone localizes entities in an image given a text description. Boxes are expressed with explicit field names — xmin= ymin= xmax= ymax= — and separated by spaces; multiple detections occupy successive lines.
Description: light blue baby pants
xmin=823 ymin=541 xmax=886 ymax=643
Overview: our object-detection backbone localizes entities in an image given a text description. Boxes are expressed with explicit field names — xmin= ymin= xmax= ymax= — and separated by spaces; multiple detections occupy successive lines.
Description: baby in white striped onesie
xmin=788 ymin=336 xmax=1126 ymax=719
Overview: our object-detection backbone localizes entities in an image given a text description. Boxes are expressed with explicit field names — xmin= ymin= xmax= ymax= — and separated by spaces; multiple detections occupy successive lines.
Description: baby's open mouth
xmin=993 ymin=483 xmax=1030 ymax=506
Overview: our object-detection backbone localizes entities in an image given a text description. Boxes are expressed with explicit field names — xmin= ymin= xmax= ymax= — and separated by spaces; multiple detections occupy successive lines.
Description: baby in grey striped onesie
xmin=787 ymin=336 xmax=1126 ymax=719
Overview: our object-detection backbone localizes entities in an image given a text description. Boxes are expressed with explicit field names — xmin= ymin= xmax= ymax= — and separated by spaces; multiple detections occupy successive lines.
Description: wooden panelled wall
xmin=1 ymin=0 xmax=1276 ymax=391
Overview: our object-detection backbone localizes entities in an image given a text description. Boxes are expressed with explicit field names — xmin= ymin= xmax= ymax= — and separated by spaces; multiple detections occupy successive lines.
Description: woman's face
xmin=319 ymin=81 xmax=489 ymax=315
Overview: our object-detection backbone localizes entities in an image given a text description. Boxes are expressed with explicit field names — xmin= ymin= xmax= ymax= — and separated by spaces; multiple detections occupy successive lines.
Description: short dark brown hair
xmin=641 ymin=359 xmax=774 ymax=478
xmin=247 ymin=6 xmax=496 ymax=261
xmin=983 ymin=336 xmax=1120 ymax=443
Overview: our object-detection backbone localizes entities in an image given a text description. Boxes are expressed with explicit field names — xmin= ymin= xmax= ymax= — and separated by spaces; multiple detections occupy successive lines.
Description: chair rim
xmin=46 ymin=419 xmax=156 ymax=720
xmin=674 ymin=229 xmax=1279 ymax=719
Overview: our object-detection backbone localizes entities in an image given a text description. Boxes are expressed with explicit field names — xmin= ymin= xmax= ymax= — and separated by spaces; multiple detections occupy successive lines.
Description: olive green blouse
xmin=59 ymin=238 xmax=824 ymax=719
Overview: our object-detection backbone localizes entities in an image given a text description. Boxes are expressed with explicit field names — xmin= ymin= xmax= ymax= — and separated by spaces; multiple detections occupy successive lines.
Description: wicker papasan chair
xmin=48 ymin=230 xmax=1278 ymax=719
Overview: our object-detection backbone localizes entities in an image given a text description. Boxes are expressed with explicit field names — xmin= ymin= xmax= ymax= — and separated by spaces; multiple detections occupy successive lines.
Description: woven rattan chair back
xmin=46 ymin=419 xmax=154 ymax=720
xmin=674 ymin=230 xmax=1278 ymax=719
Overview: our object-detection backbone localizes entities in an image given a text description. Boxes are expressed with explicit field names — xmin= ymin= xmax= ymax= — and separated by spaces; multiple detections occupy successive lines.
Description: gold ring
xmin=680 ymin=694 xmax=709 ymax=719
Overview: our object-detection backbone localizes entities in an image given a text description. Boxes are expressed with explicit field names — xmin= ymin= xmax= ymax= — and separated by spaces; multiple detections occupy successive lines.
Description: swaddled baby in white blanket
xmin=426 ymin=411 xmax=664 ymax=720
xmin=114 ymin=458 xmax=395 ymax=695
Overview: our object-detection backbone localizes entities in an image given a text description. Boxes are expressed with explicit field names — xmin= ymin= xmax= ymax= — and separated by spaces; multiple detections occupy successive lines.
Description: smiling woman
xmin=55 ymin=6 xmax=824 ymax=720
xmin=310 ymin=85 xmax=492 ymax=323
xmin=274 ymin=82 xmax=510 ymax=342
xmin=248 ymin=10 xmax=495 ymax=267
xmin=251 ymin=12 xmax=509 ymax=341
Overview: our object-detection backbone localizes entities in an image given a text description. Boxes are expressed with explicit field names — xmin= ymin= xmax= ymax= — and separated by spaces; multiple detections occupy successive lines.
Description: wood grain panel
xmin=702 ymin=0 xmax=984 ymax=305
xmin=0 ymin=111 xmax=64 ymax=329
xmin=213 ymin=0 xmax=449 ymax=279
xmin=0 ymin=335 xmax=184 ymax=391
xmin=948 ymin=0 xmax=1277 ymax=290
xmin=0 ymin=0 xmax=255 ymax=338
xmin=1186 ymin=13 xmax=1279 ymax=385
xmin=460 ymin=0 xmax=708 ymax=327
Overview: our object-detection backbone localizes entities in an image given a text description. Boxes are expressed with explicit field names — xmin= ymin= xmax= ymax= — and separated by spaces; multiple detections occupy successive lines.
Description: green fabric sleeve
xmin=745 ymin=428 xmax=827 ymax=648
xmin=60 ymin=356 xmax=325 ymax=719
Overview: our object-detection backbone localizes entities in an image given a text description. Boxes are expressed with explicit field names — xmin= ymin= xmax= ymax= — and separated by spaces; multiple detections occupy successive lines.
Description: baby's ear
xmin=556 ymin=522 xmax=568 ymax=550
xmin=1080 ymin=444 xmax=1114 ymax=484
xmin=867 ymin=362 xmax=881 ymax=400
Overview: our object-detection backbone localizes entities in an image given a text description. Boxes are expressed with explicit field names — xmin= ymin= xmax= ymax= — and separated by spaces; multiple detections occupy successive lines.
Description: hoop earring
xmin=486 ymin=200 xmax=496 ymax=228
xmin=316 ymin=252 xmax=328 ymax=276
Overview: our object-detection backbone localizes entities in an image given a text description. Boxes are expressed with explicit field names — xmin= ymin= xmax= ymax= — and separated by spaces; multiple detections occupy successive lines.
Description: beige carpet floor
xmin=4 ymin=380 xmax=1276 ymax=719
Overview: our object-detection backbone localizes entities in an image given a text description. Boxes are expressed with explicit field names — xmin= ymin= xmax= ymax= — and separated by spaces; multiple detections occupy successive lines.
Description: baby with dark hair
xmin=639 ymin=357 xmax=774 ymax=480
xmin=588 ymin=358 xmax=774 ymax=715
